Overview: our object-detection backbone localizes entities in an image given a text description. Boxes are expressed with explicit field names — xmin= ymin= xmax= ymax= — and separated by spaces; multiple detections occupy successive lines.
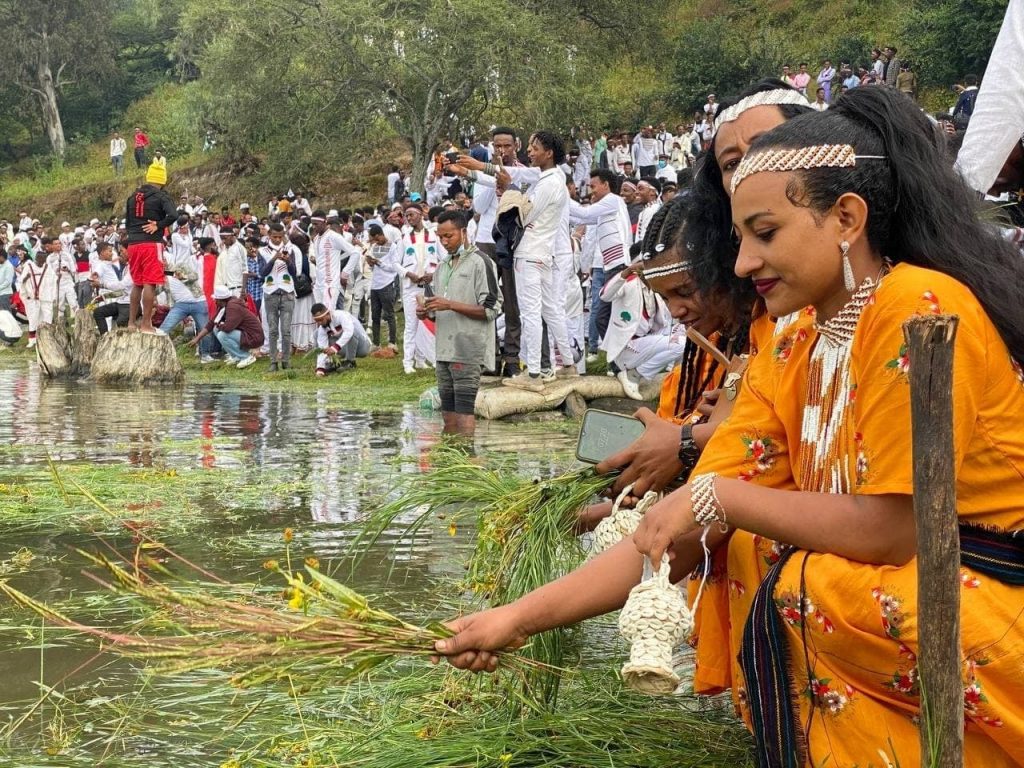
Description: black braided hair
xmin=639 ymin=194 xmax=690 ymax=261
xmin=636 ymin=195 xmax=753 ymax=419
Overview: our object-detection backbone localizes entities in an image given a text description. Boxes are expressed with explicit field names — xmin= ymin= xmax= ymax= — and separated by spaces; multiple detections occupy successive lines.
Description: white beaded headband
xmin=641 ymin=259 xmax=691 ymax=280
xmin=730 ymin=144 xmax=886 ymax=194
xmin=713 ymin=89 xmax=810 ymax=133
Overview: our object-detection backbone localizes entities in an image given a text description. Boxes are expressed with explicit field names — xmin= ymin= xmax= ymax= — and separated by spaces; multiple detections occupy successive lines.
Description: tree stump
xmin=903 ymin=314 xmax=963 ymax=768
xmin=70 ymin=308 xmax=100 ymax=375
xmin=90 ymin=330 xmax=184 ymax=385
xmin=35 ymin=322 xmax=73 ymax=378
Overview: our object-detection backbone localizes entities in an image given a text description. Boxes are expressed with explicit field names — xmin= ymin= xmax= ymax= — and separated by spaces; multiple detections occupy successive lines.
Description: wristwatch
xmin=677 ymin=424 xmax=702 ymax=482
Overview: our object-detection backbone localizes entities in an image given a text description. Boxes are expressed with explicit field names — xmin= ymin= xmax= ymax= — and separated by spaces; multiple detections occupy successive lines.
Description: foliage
xmin=901 ymin=0 xmax=1009 ymax=87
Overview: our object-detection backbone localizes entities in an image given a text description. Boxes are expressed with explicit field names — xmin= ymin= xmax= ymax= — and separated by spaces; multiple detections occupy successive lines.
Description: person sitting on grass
xmin=187 ymin=286 xmax=264 ymax=369
xmin=311 ymin=302 xmax=371 ymax=377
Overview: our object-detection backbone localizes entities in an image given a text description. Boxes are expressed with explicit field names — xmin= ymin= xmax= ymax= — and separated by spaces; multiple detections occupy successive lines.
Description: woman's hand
xmin=632 ymin=484 xmax=697 ymax=566
xmin=431 ymin=605 xmax=530 ymax=673
xmin=695 ymin=388 xmax=720 ymax=418
xmin=596 ymin=408 xmax=683 ymax=497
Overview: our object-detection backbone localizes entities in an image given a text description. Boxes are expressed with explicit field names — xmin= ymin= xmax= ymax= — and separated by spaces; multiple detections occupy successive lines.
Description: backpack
xmin=953 ymin=90 xmax=978 ymax=129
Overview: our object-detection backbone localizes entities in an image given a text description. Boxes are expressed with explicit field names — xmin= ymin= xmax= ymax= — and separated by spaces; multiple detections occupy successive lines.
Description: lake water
xmin=0 ymin=359 xmax=586 ymax=765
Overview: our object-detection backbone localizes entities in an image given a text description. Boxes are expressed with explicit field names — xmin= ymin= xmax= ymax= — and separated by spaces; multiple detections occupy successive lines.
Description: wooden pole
xmin=902 ymin=314 xmax=963 ymax=768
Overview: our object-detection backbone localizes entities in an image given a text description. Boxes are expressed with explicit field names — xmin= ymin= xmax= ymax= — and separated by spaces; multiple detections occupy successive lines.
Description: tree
xmin=901 ymin=0 xmax=1008 ymax=87
xmin=0 ymin=0 xmax=115 ymax=157
xmin=174 ymin=0 xmax=661 ymax=194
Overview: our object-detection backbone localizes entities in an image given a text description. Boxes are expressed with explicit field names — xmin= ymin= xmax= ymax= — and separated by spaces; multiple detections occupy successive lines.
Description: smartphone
xmin=576 ymin=409 xmax=646 ymax=464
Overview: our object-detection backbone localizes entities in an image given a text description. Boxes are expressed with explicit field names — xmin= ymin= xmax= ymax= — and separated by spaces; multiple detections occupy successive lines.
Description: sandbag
xmin=474 ymin=375 xmax=663 ymax=420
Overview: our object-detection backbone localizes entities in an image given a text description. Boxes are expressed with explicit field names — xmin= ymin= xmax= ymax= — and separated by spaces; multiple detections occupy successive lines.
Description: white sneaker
xmin=236 ymin=355 xmax=258 ymax=369
xmin=403 ymin=362 xmax=415 ymax=375
xmin=539 ymin=368 xmax=557 ymax=383
xmin=617 ymin=370 xmax=643 ymax=401
xmin=415 ymin=360 xmax=432 ymax=369
xmin=200 ymin=354 xmax=217 ymax=364
xmin=27 ymin=338 xmax=36 ymax=349
xmin=586 ymin=353 xmax=599 ymax=364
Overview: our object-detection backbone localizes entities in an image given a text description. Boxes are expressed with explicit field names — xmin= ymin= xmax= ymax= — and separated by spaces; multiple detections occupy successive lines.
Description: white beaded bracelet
xmin=690 ymin=473 xmax=728 ymax=532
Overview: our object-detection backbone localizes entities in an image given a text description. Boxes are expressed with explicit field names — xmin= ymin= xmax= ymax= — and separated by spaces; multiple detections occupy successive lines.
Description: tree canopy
xmin=0 ymin=0 xmax=1010 ymax=191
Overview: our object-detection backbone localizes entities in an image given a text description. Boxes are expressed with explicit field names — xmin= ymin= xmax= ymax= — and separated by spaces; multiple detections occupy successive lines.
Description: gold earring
xmin=840 ymin=240 xmax=855 ymax=291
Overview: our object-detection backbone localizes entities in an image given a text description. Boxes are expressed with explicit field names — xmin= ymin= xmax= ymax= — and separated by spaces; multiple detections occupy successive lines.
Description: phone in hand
xmin=576 ymin=408 xmax=646 ymax=464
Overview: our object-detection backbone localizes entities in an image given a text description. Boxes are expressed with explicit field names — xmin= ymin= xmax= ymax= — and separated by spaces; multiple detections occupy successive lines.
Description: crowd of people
xmin=3 ymin=32 xmax=1024 ymax=763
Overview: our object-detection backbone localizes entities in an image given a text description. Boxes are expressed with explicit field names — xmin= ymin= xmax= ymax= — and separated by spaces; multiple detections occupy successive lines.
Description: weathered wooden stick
xmin=903 ymin=314 xmax=962 ymax=768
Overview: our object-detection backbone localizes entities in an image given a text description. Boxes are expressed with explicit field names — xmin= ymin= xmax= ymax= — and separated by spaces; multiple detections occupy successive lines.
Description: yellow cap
xmin=145 ymin=163 xmax=167 ymax=186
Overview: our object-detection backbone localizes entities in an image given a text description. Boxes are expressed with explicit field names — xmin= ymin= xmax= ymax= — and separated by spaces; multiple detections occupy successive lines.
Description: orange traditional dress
xmin=691 ymin=264 xmax=1024 ymax=766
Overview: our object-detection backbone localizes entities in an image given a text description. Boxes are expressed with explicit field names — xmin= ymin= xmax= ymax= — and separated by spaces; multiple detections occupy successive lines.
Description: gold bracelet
xmin=690 ymin=473 xmax=727 ymax=532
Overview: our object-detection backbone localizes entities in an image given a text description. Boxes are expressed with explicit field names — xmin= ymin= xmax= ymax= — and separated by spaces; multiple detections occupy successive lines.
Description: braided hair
xmin=640 ymin=195 xmax=751 ymax=419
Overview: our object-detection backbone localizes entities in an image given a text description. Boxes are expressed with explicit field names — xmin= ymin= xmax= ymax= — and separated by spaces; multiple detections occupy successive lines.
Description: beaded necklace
xmin=797 ymin=274 xmax=881 ymax=493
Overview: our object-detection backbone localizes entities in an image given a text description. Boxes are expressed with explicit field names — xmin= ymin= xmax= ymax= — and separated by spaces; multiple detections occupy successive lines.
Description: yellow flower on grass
xmin=263 ymin=559 xmax=279 ymax=571
xmin=304 ymin=556 xmax=319 ymax=570
xmin=283 ymin=527 xmax=294 ymax=543
xmin=499 ymin=753 xmax=512 ymax=765
xmin=220 ymin=760 xmax=241 ymax=768
xmin=288 ymin=588 xmax=305 ymax=611
xmin=448 ymin=522 xmax=457 ymax=537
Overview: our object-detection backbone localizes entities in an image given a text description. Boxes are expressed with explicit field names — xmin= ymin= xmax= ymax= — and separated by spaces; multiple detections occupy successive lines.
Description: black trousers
xmin=370 ymin=283 xmax=397 ymax=345
xmin=94 ymin=302 xmax=129 ymax=334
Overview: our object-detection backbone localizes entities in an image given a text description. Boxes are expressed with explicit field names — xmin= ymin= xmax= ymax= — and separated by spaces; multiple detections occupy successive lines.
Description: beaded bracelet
xmin=690 ymin=473 xmax=728 ymax=532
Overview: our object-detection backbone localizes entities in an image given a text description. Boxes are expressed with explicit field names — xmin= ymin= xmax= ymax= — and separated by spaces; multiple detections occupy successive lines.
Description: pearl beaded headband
xmin=730 ymin=143 xmax=887 ymax=194
xmin=713 ymin=89 xmax=810 ymax=133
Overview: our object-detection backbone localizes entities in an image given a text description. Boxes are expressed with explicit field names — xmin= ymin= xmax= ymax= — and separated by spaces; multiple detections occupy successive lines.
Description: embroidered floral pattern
xmin=872 ymin=587 xmax=909 ymax=640
xmin=772 ymin=327 xmax=809 ymax=363
xmin=854 ymin=431 xmax=870 ymax=486
xmin=885 ymin=344 xmax=910 ymax=375
xmin=960 ymin=570 xmax=981 ymax=589
xmin=885 ymin=665 xmax=919 ymax=697
xmin=738 ymin=433 xmax=777 ymax=481
xmin=728 ymin=578 xmax=746 ymax=597
xmin=754 ymin=535 xmax=786 ymax=567
xmin=774 ymin=590 xmax=835 ymax=633
xmin=805 ymin=677 xmax=855 ymax=715
xmin=920 ymin=290 xmax=941 ymax=314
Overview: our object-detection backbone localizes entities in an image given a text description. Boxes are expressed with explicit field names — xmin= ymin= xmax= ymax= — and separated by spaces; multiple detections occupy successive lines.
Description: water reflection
xmin=0 ymin=360 xmax=574 ymax=526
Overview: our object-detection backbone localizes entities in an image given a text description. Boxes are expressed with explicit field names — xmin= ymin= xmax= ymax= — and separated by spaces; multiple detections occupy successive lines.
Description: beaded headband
xmin=640 ymin=259 xmax=691 ymax=281
xmin=713 ymin=89 xmax=810 ymax=133
xmin=730 ymin=144 xmax=886 ymax=194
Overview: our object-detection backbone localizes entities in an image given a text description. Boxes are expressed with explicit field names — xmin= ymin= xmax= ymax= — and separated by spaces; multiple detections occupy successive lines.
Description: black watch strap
xmin=677 ymin=423 xmax=702 ymax=481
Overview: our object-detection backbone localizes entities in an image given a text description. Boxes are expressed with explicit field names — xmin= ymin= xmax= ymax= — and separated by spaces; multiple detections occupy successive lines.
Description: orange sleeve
xmin=850 ymin=270 xmax=988 ymax=496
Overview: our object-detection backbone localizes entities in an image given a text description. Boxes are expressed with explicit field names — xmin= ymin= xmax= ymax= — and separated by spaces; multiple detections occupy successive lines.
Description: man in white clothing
xmin=91 ymin=243 xmax=133 ymax=334
xmin=311 ymin=209 xmax=360 ymax=311
xmin=386 ymin=166 xmax=402 ymax=203
xmin=503 ymin=131 xmax=576 ymax=391
xmin=396 ymin=204 xmax=439 ymax=373
xmin=364 ymin=224 xmax=400 ymax=349
xmin=47 ymin=236 xmax=79 ymax=322
xmin=214 ymin=226 xmax=246 ymax=297
xmin=569 ymin=168 xmax=632 ymax=359
xmin=634 ymin=180 xmax=662 ymax=246
xmin=19 ymin=242 xmax=58 ymax=348
xmin=311 ymin=302 xmax=371 ymax=375
xmin=632 ymin=126 xmax=659 ymax=180
xmin=110 ymin=132 xmax=127 ymax=176
xmin=169 ymin=217 xmax=194 ymax=266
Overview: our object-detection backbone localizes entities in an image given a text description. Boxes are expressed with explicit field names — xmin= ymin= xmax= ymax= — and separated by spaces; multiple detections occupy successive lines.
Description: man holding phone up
xmin=417 ymin=210 xmax=501 ymax=438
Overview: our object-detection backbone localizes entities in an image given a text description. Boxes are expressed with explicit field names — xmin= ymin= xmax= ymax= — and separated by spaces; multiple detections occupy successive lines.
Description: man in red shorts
xmin=125 ymin=162 xmax=177 ymax=333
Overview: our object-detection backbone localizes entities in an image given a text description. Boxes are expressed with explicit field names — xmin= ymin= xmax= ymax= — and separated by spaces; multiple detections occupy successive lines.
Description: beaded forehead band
xmin=730 ymin=144 xmax=887 ymax=194
xmin=713 ymin=89 xmax=809 ymax=133
xmin=640 ymin=258 xmax=691 ymax=281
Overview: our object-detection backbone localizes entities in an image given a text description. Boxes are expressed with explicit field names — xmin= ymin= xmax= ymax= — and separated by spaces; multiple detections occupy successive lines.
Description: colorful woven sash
xmin=959 ymin=523 xmax=1024 ymax=585
xmin=739 ymin=546 xmax=802 ymax=768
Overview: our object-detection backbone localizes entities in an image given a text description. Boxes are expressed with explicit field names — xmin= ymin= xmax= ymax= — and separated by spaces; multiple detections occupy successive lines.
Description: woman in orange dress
xmin=633 ymin=87 xmax=1024 ymax=765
